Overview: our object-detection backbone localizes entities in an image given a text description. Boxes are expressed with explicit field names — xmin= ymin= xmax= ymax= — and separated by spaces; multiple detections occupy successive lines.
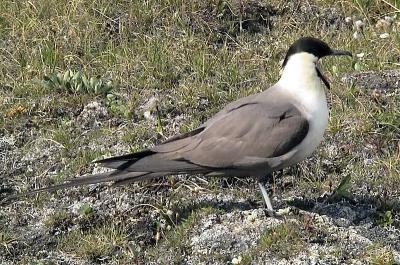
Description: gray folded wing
xmin=174 ymin=101 xmax=309 ymax=169
xmin=26 ymin=87 xmax=309 ymax=193
xmin=98 ymin=88 xmax=309 ymax=176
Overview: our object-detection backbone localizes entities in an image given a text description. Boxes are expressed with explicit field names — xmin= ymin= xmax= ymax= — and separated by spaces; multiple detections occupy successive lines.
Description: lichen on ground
xmin=0 ymin=0 xmax=399 ymax=264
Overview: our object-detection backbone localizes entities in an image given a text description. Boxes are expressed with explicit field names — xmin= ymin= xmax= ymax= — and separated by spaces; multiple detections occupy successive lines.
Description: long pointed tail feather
xmin=4 ymin=145 xmax=208 ymax=204
xmin=2 ymin=170 xmax=150 ymax=204
xmin=112 ymin=172 xmax=171 ymax=186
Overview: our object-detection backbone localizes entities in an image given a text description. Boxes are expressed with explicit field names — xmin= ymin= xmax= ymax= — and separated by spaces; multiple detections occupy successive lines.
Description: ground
xmin=0 ymin=0 xmax=399 ymax=264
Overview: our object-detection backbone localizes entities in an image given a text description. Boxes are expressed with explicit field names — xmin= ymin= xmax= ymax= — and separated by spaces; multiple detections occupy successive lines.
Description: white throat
xmin=276 ymin=52 xmax=329 ymax=164
xmin=277 ymin=52 xmax=327 ymax=116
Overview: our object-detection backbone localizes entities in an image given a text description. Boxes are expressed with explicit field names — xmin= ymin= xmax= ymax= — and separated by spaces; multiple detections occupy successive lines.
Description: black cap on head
xmin=282 ymin=37 xmax=351 ymax=68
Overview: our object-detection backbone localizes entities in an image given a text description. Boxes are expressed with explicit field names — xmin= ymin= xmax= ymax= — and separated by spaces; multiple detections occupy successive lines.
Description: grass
xmin=241 ymin=221 xmax=304 ymax=264
xmin=363 ymin=244 xmax=394 ymax=265
xmin=43 ymin=210 xmax=69 ymax=231
xmin=256 ymin=221 xmax=303 ymax=258
xmin=144 ymin=206 xmax=223 ymax=263
xmin=0 ymin=0 xmax=400 ymax=263
xmin=57 ymin=223 xmax=129 ymax=262
xmin=0 ymin=230 xmax=14 ymax=249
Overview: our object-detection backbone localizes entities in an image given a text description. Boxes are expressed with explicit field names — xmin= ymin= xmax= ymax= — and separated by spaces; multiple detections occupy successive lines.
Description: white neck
xmin=277 ymin=52 xmax=326 ymax=115
xmin=275 ymin=52 xmax=329 ymax=164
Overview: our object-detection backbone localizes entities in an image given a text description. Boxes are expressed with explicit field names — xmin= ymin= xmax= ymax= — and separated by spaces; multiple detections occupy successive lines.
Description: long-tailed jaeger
xmin=18 ymin=37 xmax=352 ymax=213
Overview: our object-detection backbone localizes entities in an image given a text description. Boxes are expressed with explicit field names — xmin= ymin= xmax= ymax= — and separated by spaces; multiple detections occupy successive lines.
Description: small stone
xmin=354 ymin=62 xmax=362 ymax=71
xmin=143 ymin=110 xmax=152 ymax=120
xmin=141 ymin=96 xmax=159 ymax=120
xmin=193 ymin=186 xmax=201 ymax=193
xmin=345 ymin=17 xmax=352 ymax=23
xmin=354 ymin=20 xmax=365 ymax=31
xmin=356 ymin=53 xmax=365 ymax=58
xmin=380 ymin=33 xmax=390 ymax=39
xmin=370 ymin=89 xmax=385 ymax=104
xmin=76 ymin=101 xmax=108 ymax=129
xmin=231 ymin=256 xmax=242 ymax=264
xmin=384 ymin=16 xmax=394 ymax=24
xmin=276 ymin=207 xmax=291 ymax=216
xmin=352 ymin=31 xmax=360 ymax=39
xmin=376 ymin=19 xmax=391 ymax=29
xmin=246 ymin=211 xmax=257 ymax=222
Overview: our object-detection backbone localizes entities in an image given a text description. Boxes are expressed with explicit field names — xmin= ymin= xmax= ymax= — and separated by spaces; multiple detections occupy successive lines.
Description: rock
xmin=384 ymin=16 xmax=394 ymax=24
xmin=21 ymin=138 xmax=63 ymax=163
xmin=379 ymin=33 xmax=390 ymax=39
xmin=376 ymin=19 xmax=392 ymax=30
xmin=356 ymin=52 xmax=364 ymax=58
xmin=290 ymin=4 xmax=348 ymax=31
xmin=75 ymin=101 xmax=108 ymax=129
xmin=341 ymin=69 xmax=400 ymax=91
xmin=276 ymin=207 xmax=291 ymax=216
xmin=186 ymin=0 xmax=276 ymax=37
xmin=141 ymin=96 xmax=159 ymax=121
xmin=231 ymin=256 xmax=243 ymax=264
xmin=352 ymin=31 xmax=360 ymax=39
xmin=354 ymin=20 xmax=365 ymax=31
xmin=188 ymin=209 xmax=281 ymax=264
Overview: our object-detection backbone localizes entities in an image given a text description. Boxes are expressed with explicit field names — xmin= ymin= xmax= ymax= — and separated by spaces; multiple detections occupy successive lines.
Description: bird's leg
xmin=258 ymin=176 xmax=275 ymax=217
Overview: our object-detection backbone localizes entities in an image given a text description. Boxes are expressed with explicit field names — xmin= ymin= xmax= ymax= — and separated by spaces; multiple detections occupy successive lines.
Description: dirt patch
xmin=282 ymin=2 xmax=348 ymax=31
xmin=185 ymin=0 xmax=277 ymax=37
xmin=342 ymin=69 xmax=400 ymax=91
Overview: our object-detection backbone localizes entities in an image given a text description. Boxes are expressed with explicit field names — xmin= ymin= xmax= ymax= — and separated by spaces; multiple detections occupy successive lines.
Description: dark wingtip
xmin=93 ymin=149 xmax=156 ymax=164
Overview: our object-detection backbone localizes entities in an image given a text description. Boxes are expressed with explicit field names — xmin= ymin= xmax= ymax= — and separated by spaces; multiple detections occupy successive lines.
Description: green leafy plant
xmin=106 ymin=94 xmax=132 ymax=118
xmin=41 ymin=70 xmax=114 ymax=95
xmin=78 ymin=203 xmax=93 ymax=217
xmin=330 ymin=175 xmax=353 ymax=201
xmin=376 ymin=210 xmax=394 ymax=227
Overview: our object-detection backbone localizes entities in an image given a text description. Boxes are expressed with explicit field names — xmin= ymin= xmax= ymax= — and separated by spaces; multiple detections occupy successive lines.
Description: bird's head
xmin=281 ymin=37 xmax=352 ymax=89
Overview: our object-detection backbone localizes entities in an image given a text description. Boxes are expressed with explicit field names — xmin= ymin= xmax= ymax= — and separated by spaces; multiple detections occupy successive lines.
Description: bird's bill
xmin=316 ymin=49 xmax=351 ymax=89
xmin=315 ymin=61 xmax=330 ymax=89
xmin=330 ymin=49 xmax=352 ymax=57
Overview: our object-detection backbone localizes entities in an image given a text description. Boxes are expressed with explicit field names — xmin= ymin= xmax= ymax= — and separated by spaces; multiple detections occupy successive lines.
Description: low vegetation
xmin=0 ymin=0 xmax=399 ymax=263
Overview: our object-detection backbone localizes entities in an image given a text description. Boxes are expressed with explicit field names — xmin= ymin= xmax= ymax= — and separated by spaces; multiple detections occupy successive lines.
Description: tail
xmin=3 ymin=146 xmax=208 ymax=203
xmin=1 ymin=170 xmax=150 ymax=204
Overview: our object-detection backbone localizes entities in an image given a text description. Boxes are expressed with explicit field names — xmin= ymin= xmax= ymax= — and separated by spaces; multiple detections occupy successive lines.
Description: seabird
xmin=18 ymin=37 xmax=352 ymax=213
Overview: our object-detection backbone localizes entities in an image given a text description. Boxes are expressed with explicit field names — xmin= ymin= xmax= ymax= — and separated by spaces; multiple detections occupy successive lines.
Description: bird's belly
xmin=289 ymin=103 xmax=328 ymax=166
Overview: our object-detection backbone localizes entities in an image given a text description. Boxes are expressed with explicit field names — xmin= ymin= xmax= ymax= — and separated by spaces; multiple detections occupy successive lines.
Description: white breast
xmin=277 ymin=52 xmax=329 ymax=165
xmin=289 ymin=92 xmax=328 ymax=165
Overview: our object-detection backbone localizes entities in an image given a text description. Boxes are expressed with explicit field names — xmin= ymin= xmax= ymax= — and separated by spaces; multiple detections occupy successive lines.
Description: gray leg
xmin=258 ymin=178 xmax=276 ymax=217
